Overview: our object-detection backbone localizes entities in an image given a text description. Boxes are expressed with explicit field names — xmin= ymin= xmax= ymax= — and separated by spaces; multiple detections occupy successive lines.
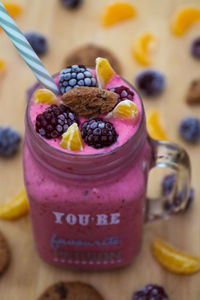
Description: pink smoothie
xmin=23 ymin=69 xmax=153 ymax=270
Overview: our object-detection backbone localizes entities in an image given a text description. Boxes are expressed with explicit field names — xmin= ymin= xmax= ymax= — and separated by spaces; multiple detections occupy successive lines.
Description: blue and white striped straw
xmin=0 ymin=1 xmax=59 ymax=94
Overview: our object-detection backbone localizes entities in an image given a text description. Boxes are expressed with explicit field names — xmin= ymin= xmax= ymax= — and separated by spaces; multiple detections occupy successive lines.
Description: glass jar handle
xmin=145 ymin=139 xmax=191 ymax=222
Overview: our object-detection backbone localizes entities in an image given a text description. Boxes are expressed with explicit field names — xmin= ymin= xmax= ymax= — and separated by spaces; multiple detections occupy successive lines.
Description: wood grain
xmin=0 ymin=0 xmax=200 ymax=299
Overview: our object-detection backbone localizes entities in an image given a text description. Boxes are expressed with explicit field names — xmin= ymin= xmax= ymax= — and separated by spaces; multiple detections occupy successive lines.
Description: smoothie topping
xmin=61 ymin=86 xmax=118 ymax=118
xmin=59 ymin=65 xmax=96 ymax=95
xmin=109 ymin=85 xmax=134 ymax=102
xmin=24 ymin=32 xmax=48 ymax=56
xmin=107 ymin=100 xmax=138 ymax=120
xmin=96 ymin=57 xmax=115 ymax=89
xmin=60 ymin=123 xmax=83 ymax=151
xmin=33 ymin=88 xmax=59 ymax=105
xmin=81 ymin=118 xmax=118 ymax=149
xmin=35 ymin=104 xmax=79 ymax=139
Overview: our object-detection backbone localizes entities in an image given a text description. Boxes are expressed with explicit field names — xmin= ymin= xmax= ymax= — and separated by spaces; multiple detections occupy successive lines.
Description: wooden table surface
xmin=0 ymin=0 xmax=200 ymax=299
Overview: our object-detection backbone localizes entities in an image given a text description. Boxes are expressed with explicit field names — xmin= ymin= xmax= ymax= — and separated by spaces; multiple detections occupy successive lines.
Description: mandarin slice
xmin=60 ymin=123 xmax=83 ymax=151
xmin=147 ymin=110 xmax=169 ymax=141
xmin=109 ymin=99 xmax=139 ymax=121
xmin=101 ymin=2 xmax=136 ymax=27
xmin=96 ymin=57 xmax=115 ymax=89
xmin=3 ymin=2 xmax=22 ymax=18
xmin=0 ymin=189 xmax=29 ymax=220
xmin=132 ymin=32 xmax=157 ymax=66
xmin=33 ymin=88 xmax=59 ymax=105
xmin=172 ymin=7 xmax=200 ymax=36
xmin=152 ymin=238 xmax=200 ymax=274
xmin=0 ymin=59 xmax=6 ymax=73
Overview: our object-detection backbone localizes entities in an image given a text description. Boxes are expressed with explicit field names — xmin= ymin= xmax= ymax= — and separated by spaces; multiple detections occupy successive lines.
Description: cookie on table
xmin=38 ymin=281 xmax=104 ymax=300
xmin=64 ymin=43 xmax=122 ymax=75
xmin=0 ymin=231 xmax=10 ymax=276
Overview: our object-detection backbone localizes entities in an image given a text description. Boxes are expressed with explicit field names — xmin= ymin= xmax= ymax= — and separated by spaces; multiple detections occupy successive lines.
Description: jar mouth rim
xmin=26 ymin=78 xmax=145 ymax=159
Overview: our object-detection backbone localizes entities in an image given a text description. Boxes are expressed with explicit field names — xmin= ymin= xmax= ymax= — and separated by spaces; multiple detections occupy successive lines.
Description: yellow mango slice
xmin=0 ymin=189 xmax=29 ymax=220
xmin=3 ymin=2 xmax=22 ymax=18
xmin=60 ymin=123 xmax=83 ymax=151
xmin=152 ymin=238 xmax=200 ymax=274
xmin=132 ymin=32 xmax=157 ymax=66
xmin=108 ymin=99 xmax=138 ymax=120
xmin=34 ymin=88 xmax=59 ymax=105
xmin=172 ymin=7 xmax=200 ymax=36
xmin=147 ymin=110 xmax=169 ymax=141
xmin=101 ymin=2 xmax=136 ymax=27
xmin=96 ymin=57 xmax=115 ymax=89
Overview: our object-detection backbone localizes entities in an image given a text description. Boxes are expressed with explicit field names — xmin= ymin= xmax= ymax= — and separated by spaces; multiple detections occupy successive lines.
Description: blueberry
xmin=162 ymin=173 xmax=176 ymax=196
xmin=191 ymin=37 xmax=200 ymax=59
xmin=60 ymin=0 xmax=83 ymax=9
xmin=25 ymin=32 xmax=48 ymax=56
xmin=179 ymin=117 xmax=200 ymax=143
xmin=0 ymin=127 xmax=21 ymax=157
xmin=133 ymin=284 xmax=169 ymax=300
xmin=135 ymin=69 xmax=165 ymax=97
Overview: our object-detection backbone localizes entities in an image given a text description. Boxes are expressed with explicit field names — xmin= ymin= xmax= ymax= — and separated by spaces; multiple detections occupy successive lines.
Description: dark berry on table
xmin=109 ymin=85 xmax=134 ymax=103
xmin=0 ymin=127 xmax=21 ymax=157
xmin=191 ymin=37 xmax=200 ymax=59
xmin=35 ymin=104 xmax=78 ymax=139
xmin=135 ymin=69 xmax=165 ymax=97
xmin=60 ymin=0 xmax=83 ymax=9
xmin=184 ymin=187 xmax=195 ymax=212
xmin=179 ymin=117 xmax=200 ymax=143
xmin=162 ymin=173 xmax=176 ymax=196
xmin=133 ymin=284 xmax=169 ymax=300
xmin=59 ymin=65 xmax=96 ymax=94
xmin=81 ymin=118 xmax=118 ymax=149
xmin=25 ymin=32 xmax=48 ymax=56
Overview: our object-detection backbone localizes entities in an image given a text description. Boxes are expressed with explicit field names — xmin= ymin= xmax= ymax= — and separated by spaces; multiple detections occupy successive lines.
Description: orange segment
xmin=147 ymin=110 xmax=169 ymax=141
xmin=2 ymin=2 xmax=23 ymax=18
xmin=0 ymin=59 xmax=6 ymax=73
xmin=152 ymin=238 xmax=200 ymax=274
xmin=34 ymin=88 xmax=59 ymax=105
xmin=60 ymin=123 xmax=83 ymax=151
xmin=0 ymin=189 xmax=29 ymax=220
xmin=109 ymin=99 xmax=139 ymax=120
xmin=172 ymin=7 xmax=200 ymax=36
xmin=96 ymin=57 xmax=115 ymax=89
xmin=101 ymin=2 xmax=136 ymax=27
xmin=132 ymin=32 xmax=157 ymax=66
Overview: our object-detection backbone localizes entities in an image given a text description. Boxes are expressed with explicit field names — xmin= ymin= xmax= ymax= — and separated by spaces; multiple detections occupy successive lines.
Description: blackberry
xmin=35 ymin=104 xmax=78 ymax=139
xmin=109 ymin=85 xmax=134 ymax=103
xmin=133 ymin=284 xmax=169 ymax=300
xmin=0 ymin=126 xmax=21 ymax=157
xmin=81 ymin=118 xmax=118 ymax=149
xmin=60 ymin=0 xmax=83 ymax=9
xmin=135 ymin=69 xmax=165 ymax=97
xmin=191 ymin=37 xmax=200 ymax=59
xmin=179 ymin=117 xmax=200 ymax=143
xmin=25 ymin=32 xmax=48 ymax=56
xmin=59 ymin=65 xmax=96 ymax=94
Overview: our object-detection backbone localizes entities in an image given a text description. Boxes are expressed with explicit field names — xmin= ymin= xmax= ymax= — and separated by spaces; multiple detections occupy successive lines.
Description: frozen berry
xmin=0 ymin=126 xmax=21 ymax=157
xmin=109 ymin=86 xmax=134 ymax=103
xmin=35 ymin=104 xmax=78 ymax=139
xmin=133 ymin=284 xmax=169 ymax=300
xmin=162 ymin=173 xmax=176 ymax=196
xmin=60 ymin=0 xmax=83 ymax=9
xmin=59 ymin=65 xmax=96 ymax=94
xmin=179 ymin=117 xmax=200 ymax=143
xmin=81 ymin=118 xmax=118 ymax=149
xmin=25 ymin=32 xmax=48 ymax=56
xmin=191 ymin=37 xmax=200 ymax=59
xmin=135 ymin=69 xmax=165 ymax=97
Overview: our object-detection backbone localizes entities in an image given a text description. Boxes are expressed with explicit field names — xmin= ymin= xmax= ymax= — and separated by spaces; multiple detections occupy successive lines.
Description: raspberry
xmin=0 ymin=126 xmax=21 ymax=157
xmin=25 ymin=32 xmax=48 ymax=56
xmin=109 ymin=86 xmax=134 ymax=102
xmin=60 ymin=0 xmax=83 ymax=9
xmin=191 ymin=37 xmax=200 ymax=59
xmin=81 ymin=118 xmax=118 ymax=149
xmin=133 ymin=284 xmax=169 ymax=300
xmin=179 ymin=117 xmax=200 ymax=143
xmin=59 ymin=65 xmax=96 ymax=95
xmin=35 ymin=104 xmax=78 ymax=139
xmin=135 ymin=69 xmax=165 ymax=97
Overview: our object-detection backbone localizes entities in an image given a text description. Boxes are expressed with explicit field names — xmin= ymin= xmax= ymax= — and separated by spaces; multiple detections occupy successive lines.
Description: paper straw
xmin=0 ymin=1 xmax=59 ymax=94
